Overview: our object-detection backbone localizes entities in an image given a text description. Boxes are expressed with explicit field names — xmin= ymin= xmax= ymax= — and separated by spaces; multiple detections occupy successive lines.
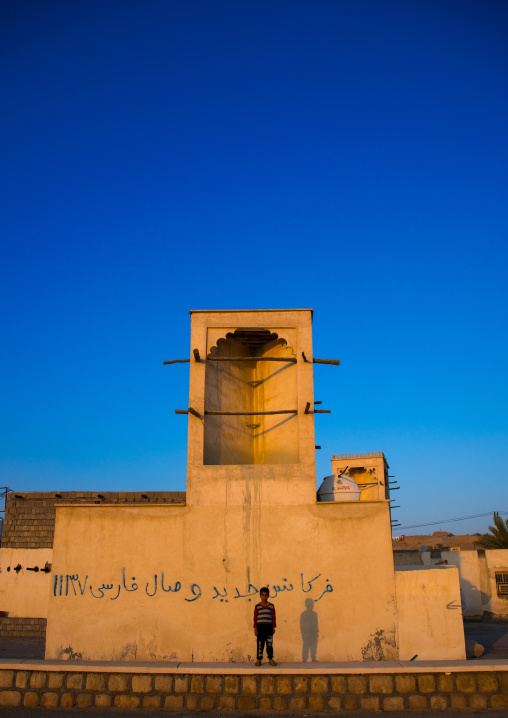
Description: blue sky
xmin=1 ymin=0 xmax=507 ymax=534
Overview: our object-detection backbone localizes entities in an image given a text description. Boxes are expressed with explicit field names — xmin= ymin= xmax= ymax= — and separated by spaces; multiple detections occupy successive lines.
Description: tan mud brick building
xmin=1 ymin=309 xmax=466 ymax=662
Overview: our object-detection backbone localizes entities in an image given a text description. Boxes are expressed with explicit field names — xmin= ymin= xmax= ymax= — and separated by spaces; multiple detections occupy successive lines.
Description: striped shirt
xmin=253 ymin=601 xmax=276 ymax=628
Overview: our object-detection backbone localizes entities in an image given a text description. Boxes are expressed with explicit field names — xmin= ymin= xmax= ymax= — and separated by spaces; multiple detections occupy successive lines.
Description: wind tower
xmin=174 ymin=309 xmax=336 ymax=507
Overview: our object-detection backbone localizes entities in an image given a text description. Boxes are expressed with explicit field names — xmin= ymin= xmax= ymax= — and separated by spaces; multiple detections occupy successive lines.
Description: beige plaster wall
xmin=0 ymin=548 xmax=53 ymax=617
xmin=485 ymin=549 xmax=508 ymax=617
xmin=46 ymin=501 xmax=399 ymax=662
xmin=441 ymin=550 xmax=487 ymax=618
xmin=440 ymin=549 xmax=508 ymax=618
xmin=186 ymin=311 xmax=316 ymax=508
xmin=395 ymin=566 xmax=465 ymax=660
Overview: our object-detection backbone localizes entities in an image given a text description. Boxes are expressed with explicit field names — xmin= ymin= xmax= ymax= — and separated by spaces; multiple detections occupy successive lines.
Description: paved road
xmin=464 ymin=621 xmax=508 ymax=660
xmin=1 ymin=711 xmax=508 ymax=718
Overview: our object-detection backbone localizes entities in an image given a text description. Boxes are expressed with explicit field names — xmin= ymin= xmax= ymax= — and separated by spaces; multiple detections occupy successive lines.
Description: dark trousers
xmin=256 ymin=625 xmax=274 ymax=660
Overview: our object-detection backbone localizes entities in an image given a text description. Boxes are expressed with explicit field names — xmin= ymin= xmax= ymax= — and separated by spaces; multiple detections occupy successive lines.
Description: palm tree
xmin=476 ymin=513 xmax=508 ymax=549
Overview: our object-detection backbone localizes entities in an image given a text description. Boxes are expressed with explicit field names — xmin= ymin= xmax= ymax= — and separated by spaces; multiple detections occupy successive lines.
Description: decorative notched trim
xmin=207 ymin=328 xmax=296 ymax=359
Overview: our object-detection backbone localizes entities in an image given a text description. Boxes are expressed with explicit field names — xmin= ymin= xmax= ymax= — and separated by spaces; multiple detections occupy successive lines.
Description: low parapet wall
xmin=2 ymin=491 xmax=186 ymax=549
xmin=1 ymin=662 xmax=507 ymax=711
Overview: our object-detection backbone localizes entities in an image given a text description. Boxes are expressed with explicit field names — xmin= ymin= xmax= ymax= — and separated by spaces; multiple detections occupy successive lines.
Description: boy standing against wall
xmin=253 ymin=587 xmax=277 ymax=665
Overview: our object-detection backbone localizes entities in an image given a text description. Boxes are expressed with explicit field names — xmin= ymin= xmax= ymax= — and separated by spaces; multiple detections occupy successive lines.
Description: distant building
xmin=392 ymin=532 xmax=508 ymax=620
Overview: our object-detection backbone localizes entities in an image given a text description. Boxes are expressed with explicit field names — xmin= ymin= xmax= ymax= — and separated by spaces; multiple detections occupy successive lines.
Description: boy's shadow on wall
xmin=300 ymin=598 xmax=319 ymax=662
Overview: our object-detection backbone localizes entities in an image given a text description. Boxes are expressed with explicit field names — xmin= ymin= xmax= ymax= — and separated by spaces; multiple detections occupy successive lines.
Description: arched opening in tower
xmin=204 ymin=329 xmax=299 ymax=465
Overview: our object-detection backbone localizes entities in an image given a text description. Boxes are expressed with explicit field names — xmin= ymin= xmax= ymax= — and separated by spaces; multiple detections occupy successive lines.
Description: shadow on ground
xmin=464 ymin=621 xmax=508 ymax=660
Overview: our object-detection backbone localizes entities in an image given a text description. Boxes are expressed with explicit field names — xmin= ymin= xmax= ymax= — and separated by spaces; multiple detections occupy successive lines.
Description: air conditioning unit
xmin=497 ymin=583 xmax=508 ymax=596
